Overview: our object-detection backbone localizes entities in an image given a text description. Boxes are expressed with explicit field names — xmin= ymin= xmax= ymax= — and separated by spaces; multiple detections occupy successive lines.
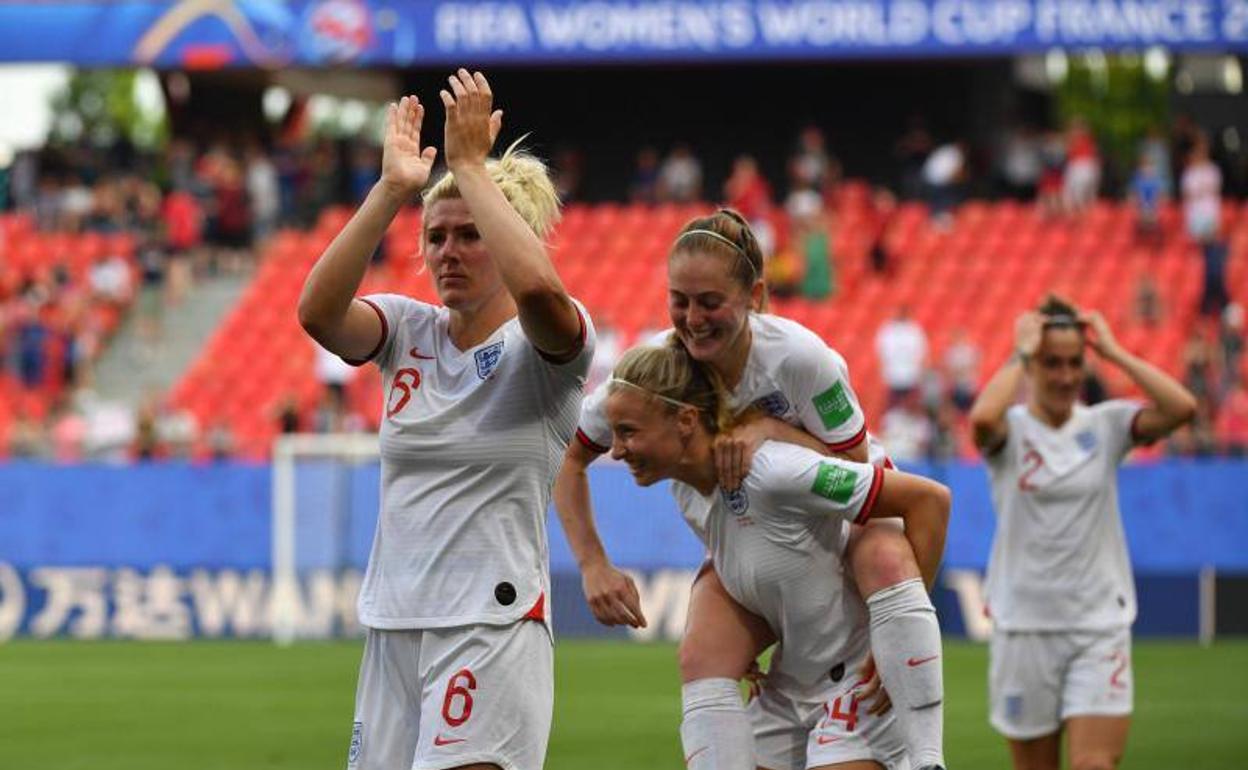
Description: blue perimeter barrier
xmin=0 ymin=460 xmax=1242 ymax=639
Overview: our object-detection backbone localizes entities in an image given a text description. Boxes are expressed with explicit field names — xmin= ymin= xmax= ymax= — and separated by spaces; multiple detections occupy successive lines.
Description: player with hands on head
xmin=605 ymin=342 xmax=951 ymax=770
xmin=969 ymin=294 xmax=1196 ymax=770
xmin=298 ymin=70 xmax=593 ymax=770
xmin=555 ymin=209 xmax=948 ymax=770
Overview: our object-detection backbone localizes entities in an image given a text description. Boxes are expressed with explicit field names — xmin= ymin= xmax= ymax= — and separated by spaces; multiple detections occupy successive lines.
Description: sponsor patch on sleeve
xmin=811 ymin=462 xmax=859 ymax=504
xmin=812 ymin=381 xmax=855 ymax=430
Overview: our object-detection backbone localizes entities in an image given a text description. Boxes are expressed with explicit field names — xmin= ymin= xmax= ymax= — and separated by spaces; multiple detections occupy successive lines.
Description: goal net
xmin=271 ymin=433 xmax=380 ymax=645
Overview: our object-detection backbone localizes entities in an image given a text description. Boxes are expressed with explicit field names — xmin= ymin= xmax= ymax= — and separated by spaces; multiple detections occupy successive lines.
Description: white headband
xmin=609 ymin=377 xmax=700 ymax=411
xmin=676 ymin=229 xmax=760 ymax=282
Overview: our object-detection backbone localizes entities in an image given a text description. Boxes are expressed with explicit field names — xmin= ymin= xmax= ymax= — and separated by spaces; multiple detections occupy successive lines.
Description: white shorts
xmin=989 ymin=626 xmax=1133 ymax=740
xmin=348 ymin=620 xmax=553 ymax=770
xmin=750 ymin=666 xmax=908 ymax=770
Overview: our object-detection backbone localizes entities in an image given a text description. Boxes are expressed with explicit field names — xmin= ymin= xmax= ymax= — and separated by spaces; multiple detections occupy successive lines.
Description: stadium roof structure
xmin=0 ymin=0 xmax=1246 ymax=69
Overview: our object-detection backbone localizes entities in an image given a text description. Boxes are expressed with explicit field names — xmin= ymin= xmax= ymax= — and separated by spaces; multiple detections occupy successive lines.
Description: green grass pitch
xmin=1 ymin=639 xmax=1245 ymax=768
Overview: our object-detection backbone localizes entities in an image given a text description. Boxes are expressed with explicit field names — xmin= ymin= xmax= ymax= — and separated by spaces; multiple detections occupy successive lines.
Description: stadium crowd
xmin=0 ymin=113 xmax=1244 ymax=461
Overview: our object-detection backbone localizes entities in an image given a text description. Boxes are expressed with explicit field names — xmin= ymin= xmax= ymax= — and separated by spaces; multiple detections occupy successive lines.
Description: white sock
xmin=866 ymin=578 xmax=945 ymax=769
xmin=679 ymin=678 xmax=754 ymax=770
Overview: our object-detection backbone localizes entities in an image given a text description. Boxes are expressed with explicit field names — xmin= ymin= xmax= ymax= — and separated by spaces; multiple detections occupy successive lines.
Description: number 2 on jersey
xmin=441 ymin=669 xmax=477 ymax=727
xmin=1018 ymin=448 xmax=1043 ymax=492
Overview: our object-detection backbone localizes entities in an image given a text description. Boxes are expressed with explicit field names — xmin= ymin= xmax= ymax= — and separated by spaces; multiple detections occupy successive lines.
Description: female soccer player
xmin=604 ymin=343 xmax=951 ymax=770
xmin=969 ymin=296 xmax=1196 ymax=770
xmin=554 ymin=209 xmax=946 ymax=768
xmin=298 ymin=70 xmax=592 ymax=770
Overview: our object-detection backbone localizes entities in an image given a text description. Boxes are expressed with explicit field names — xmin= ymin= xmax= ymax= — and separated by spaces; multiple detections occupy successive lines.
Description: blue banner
xmin=0 ymin=459 xmax=1242 ymax=639
xmin=0 ymin=1 xmax=1245 ymax=67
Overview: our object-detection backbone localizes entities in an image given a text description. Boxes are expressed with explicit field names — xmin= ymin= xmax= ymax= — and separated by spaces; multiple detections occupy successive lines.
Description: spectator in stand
xmin=1037 ymin=130 xmax=1066 ymax=218
xmin=724 ymin=154 xmax=772 ymax=222
xmin=657 ymin=143 xmax=702 ymax=203
xmin=60 ymin=174 xmax=94 ymax=231
xmin=207 ymin=157 xmax=252 ymax=273
xmin=895 ymin=114 xmax=933 ymax=200
xmin=724 ymin=154 xmax=775 ymax=255
xmin=1062 ymin=117 xmax=1100 ymax=215
xmin=944 ymin=327 xmax=981 ymax=412
xmin=89 ymin=251 xmax=133 ymax=309
xmin=788 ymin=124 xmax=839 ymax=196
xmin=276 ymin=394 xmax=301 ymax=434
xmin=34 ymin=174 xmax=63 ymax=231
xmin=47 ymin=396 xmax=87 ymax=462
xmin=1221 ymin=303 xmax=1245 ymax=391
xmin=880 ymin=390 xmax=931 ymax=462
xmin=998 ymin=125 xmax=1042 ymax=201
xmin=245 ymin=142 xmax=280 ymax=244
xmin=134 ymin=220 xmax=168 ymax=356
xmin=1182 ymin=327 xmax=1217 ymax=405
xmin=791 ymin=201 xmax=833 ymax=300
xmin=866 ymin=187 xmax=898 ymax=275
xmin=161 ymin=183 xmax=201 ymax=306
xmin=1133 ymin=274 xmax=1163 ymax=329
xmin=629 ymin=147 xmax=660 ymax=204
xmin=315 ymin=341 xmax=354 ymax=411
xmin=1129 ymin=153 xmax=1165 ymax=249
xmin=922 ymin=140 xmax=965 ymax=229
xmin=1138 ymin=126 xmax=1173 ymax=197
xmin=876 ymin=305 xmax=929 ymax=406
xmin=1182 ymin=136 xmax=1229 ymax=317
xmin=207 ymin=419 xmax=236 ymax=461
xmin=84 ymin=180 xmax=125 ymax=233
xmin=764 ymin=240 xmax=802 ymax=299
xmin=14 ymin=287 xmax=49 ymax=390
xmin=1170 ymin=113 xmax=1200 ymax=193
xmin=1216 ymin=380 xmax=1248 ymax=455
xmin=7 ymin=406 xmax=48 ymax=459
xmin=348 ymin=142 xmax=381 ymax=204
xmin=132 ymin=398 xmax=162 ymax=461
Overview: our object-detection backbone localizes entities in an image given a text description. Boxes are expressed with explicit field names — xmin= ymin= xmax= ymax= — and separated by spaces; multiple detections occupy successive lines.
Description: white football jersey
xmin=349 ymin=293 xmax=594 ymax=629
xmin=671 ymin=442 xmax=884 ymax=686
xmin=578 ymin=313 xmax=887 ymax=465
xmin=984 ymin=401 xmax=1142 ymax=632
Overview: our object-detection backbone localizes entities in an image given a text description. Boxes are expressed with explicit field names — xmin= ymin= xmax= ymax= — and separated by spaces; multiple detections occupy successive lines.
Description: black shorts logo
xmin=494 ymin=582 xmax=516 ymax=606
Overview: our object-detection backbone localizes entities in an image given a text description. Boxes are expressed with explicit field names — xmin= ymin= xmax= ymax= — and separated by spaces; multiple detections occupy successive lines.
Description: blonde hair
xmin=421 ymin=138 xmax=561 ymax=238
xmin=671 ymin=207 xmax=769 ymax=311
xmin=609 ymin=341 xmax=735 ymax=435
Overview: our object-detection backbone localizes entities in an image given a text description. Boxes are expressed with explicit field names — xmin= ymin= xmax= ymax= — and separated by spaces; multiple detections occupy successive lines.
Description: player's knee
xmin=1070 ymin=752 xmax=1119 ymax=770
xmin=677 ymin=636 xmax=751 ymax=683
xmin=851 ymin=526 xmax=919 ymax=596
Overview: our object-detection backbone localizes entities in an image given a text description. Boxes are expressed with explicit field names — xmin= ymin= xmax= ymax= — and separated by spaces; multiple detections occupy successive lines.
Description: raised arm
xmin=439 ymin=69 xmax=583 ymax=359
xmin=553 ymin=439 xmax=646 ymax=628
xmin=968 ymin=312 xmax=1041 ymax=454
xmin=298 ymin=97 xmax=437 ymax=359
xmin=1081 ymin=311 xmax=1197 ymax=442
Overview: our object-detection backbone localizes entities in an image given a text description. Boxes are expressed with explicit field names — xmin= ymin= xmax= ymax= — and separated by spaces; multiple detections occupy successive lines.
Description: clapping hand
xmin=379 ymin=96 xmax=438 ymax=198
xmin=440 ymin=68 xmax=504 ymax=171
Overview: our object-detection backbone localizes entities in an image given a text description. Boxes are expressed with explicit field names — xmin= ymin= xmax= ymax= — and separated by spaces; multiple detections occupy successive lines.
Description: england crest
xmin=721 ymin=486 xmax=750 ymax=516
xmin=475 ymin=341 xmax=505 ymax=379
xmin=1075 ymin=430 xmax=1098 ymax=452
xmin=753 ymin=390 xmax=791 ymax=418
